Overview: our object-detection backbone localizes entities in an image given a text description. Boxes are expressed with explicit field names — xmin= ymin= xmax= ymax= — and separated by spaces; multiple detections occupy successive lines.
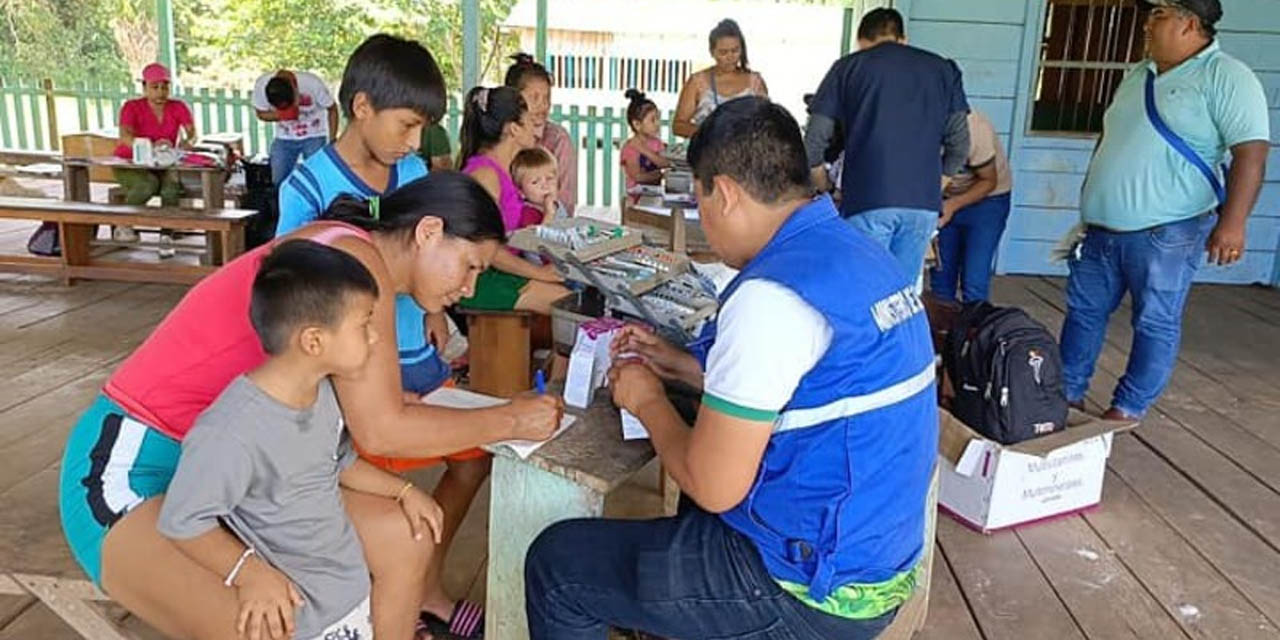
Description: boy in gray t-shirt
xmin=158 ymin=240 xmax=444 ymax=640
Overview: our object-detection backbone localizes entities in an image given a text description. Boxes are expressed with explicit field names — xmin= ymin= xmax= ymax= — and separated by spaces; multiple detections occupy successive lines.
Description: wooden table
xmin=61 ymin=156 xmax=226 ymax=211
xmin=484 ymin=394 xmax=655 ymax=639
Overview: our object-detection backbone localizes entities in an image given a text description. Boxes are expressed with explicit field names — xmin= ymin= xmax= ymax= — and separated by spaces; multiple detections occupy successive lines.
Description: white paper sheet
xmin=620 ymin=409 xmax=650 ymax=441
xmin=420 ymin=387 xmax=577 ymax=459
xmin=563 ymin=329 xmax=600 ymax=409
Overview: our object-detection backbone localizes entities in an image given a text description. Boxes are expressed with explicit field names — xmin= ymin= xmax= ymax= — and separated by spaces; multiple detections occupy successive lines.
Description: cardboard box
xmin=937 ymin=409 xmax=1136 ymax=533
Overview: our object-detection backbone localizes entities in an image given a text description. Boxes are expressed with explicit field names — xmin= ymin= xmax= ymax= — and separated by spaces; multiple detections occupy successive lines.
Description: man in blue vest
xmin=524 ymin=97 xmax=938 ymax=639
xmin=1062 ymin=0 xmax=1269 ymax=421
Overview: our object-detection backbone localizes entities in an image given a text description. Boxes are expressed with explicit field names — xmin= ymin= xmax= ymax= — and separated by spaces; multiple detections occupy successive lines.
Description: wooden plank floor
xmin=0 ymin=270 xmax=1277 ymax=638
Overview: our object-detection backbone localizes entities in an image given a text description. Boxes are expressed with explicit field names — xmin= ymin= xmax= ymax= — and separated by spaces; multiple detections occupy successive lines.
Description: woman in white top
xmin=673 ymin=19 xmax=769 ymax=139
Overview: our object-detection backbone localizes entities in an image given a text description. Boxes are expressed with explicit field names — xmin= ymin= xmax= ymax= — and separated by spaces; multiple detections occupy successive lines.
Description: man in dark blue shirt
xmin=805 ymin=8 xmax=970 ymax=282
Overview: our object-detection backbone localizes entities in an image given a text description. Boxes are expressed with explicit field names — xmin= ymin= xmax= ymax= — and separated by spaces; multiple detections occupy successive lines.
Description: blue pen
xmin=534 ymin=369 xmax=547 ymax=395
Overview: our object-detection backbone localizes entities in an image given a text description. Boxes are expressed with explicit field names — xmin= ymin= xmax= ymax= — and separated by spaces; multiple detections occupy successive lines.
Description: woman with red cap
xmin=112 ymin=62 xmax=197 ymax=253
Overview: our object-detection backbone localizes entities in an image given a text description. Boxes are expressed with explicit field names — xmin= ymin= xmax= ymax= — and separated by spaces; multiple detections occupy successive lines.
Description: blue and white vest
xmin=696 ymin=196 xmax=938 ymax=600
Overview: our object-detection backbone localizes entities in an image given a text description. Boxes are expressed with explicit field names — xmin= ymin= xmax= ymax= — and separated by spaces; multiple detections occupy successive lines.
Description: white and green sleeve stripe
xmin=702 ymin=279 xmax=832 ymax=423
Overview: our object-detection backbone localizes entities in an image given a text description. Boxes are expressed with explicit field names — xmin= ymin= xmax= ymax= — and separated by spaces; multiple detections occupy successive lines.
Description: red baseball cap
xmin=141 ymin=63 xmax=171 ymax=84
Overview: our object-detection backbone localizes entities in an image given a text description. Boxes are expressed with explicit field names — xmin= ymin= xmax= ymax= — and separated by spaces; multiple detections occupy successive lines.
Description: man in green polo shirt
xmin=1062 ymin=0 xmax=1269 ymax=421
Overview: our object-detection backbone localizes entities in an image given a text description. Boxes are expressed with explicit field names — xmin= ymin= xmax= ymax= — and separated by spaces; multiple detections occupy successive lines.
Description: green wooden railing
xmin=0 ymin=76 xmax=678 ymax=209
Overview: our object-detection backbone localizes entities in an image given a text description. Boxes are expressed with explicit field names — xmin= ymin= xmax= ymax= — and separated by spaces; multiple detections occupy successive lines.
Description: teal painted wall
xmin=900 ymin=0 xmax=1280 ymax=286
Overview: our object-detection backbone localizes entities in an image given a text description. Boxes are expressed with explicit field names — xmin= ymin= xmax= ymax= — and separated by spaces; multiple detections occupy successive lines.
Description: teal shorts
xmin=59 ymin=394 xmax=181 ymax=587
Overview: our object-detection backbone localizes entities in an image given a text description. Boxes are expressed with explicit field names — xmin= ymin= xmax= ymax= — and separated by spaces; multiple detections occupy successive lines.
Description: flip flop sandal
xmin=419 ymin=600 xmax=485 ymax=639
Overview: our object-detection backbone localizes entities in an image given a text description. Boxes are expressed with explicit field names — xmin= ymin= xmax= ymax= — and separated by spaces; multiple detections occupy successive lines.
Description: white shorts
xmin=309 ymin=596 xmax=373 ymax=640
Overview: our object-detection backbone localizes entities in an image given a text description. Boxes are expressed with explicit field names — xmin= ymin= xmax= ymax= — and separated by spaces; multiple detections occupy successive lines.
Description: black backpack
xmin=27 ymin=221 xmax=60 ymax=257
xmin=241 ymin=158 xmax=278 ymax=250
xmin=943 ymin=301 xmax=1069 ymax=444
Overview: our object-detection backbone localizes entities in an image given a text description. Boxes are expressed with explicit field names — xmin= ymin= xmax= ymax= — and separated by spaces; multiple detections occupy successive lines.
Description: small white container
xmin=131 ymin=138 xmax=153 ymax=166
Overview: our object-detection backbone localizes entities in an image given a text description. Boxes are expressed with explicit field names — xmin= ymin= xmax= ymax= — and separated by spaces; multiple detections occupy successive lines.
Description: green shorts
xmin=458 ymin=268 xmax=528 ymax=311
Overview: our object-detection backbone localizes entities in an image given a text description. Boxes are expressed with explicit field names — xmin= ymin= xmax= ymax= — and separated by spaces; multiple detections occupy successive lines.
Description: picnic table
xmin=61 ymin=156 xmax=226 ymax=212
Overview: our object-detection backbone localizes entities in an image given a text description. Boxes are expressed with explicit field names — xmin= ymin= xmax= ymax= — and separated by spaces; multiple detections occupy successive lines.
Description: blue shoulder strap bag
xmin=1144 ymin=69 xmax=1227 ymax=206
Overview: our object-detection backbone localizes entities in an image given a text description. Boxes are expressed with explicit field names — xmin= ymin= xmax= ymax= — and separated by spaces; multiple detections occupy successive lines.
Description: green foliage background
xmin=0 ymin=0 xmax=519 ymax=89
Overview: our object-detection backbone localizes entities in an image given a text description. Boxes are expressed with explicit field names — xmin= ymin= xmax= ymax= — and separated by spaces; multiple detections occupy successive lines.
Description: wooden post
xmin=59 ymin=221 xmax=95 ymax=286
xmin=63 ymin=165 xmax=91 ymax=203
xmin=92 ymin=81 xmax=106 ymax=131
xmin=232 ymin=89 xmax=246 ymax=140
xmin=214 ymin=88 xmax=228 ymax=133
xmin=535 ymin=0 xmax=548 ymax=65
xmin=27 ymin=79 xmax=45 ymax=151
xmin=585 ymin=106 xmax=597 ymax=207
xmin=75 ymin=81 xmax=89 ymax=132
xmin=200 ymin=170 xmax=224 ymax=211
xmin=199 ymin=88 xmax=212 ymax=136
xmin=486 ymin=456 xmax=606 ymax=640
xmin=0 ymin=77 xmax=11 ymax=149
xmin=13 ymin=78 xmax=29 ymax=149
xmin=204 ymin=231 xmax=220 ymax=267
xmin=465 ymin=311 xmax=532 ymax=398
xmin=841 ymin=6 xmax=855 ymax=56
xmin=602 ymin=107 xmax=614 ymax=208
xmin=156 ymin=0 xmax=178 ymax=85
xmin=462 ymin=0 xmax=479 ymax=91
xmin=671 ymin=205 xmax=687 ymax=254
xmin=42 ymin=79 xmax=60 ymax=151
xmin=222 ymin=225 xmax=245 ymax=265
xmin=247 ymin=91 xmax=261 ymax=156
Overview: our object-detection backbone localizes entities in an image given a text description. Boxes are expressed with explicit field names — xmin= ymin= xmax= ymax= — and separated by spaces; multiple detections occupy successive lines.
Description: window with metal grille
xmin=1031 ymin=0 xmax=1148 ymax=135
xmin=546 ymin=55 xmax=692 ymax=94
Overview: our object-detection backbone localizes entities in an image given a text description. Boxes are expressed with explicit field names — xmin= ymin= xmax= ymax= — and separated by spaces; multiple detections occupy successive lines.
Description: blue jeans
xmin=525 ymin=507 xmax=896 ymax=640
xmin=269 ymin=136 xmax=326 ymax=185
xmin=846 ymin=208 xmax=937 ymax=281
xmin=930 ymin=192 xmax=1011 ymax=302
xmin=1059 ymin=214 xmax=1214 ymax=417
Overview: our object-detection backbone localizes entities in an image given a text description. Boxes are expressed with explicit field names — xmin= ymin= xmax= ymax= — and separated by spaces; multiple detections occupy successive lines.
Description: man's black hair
xmin=265 ymin=76 xmax=296 ymax=110
xmin=338 ymin=34 xmax=446 ymax=123
xmin=249 ymin=240 xmax=379 ymax=355
xmin=857 ymin=8 xmax=905 ymax=41
xmin=687 ymin=96 xmax=810 ymax=204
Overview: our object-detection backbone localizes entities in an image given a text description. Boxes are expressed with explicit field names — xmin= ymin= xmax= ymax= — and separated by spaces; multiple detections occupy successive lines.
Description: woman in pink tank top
xmin=457 ymin=86 xmax=570 ymax=316
xmin=59 ymin=172 xmax=564 ymax=640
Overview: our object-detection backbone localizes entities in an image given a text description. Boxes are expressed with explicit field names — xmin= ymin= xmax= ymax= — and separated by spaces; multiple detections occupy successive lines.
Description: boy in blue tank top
xmin=273 ymin=34 xmax=492 ymax=635
xmin=524 ymin=97 xmax=938 ymax=639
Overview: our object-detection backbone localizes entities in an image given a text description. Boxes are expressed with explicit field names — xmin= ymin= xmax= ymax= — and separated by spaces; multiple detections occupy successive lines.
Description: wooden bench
xmin=0 ymin=196 xmax=255 ymax=285
xmin=0 ymin=149 xmax=60 ymax=167
xmin=0 ymin=164 xmax=62 ymax=181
